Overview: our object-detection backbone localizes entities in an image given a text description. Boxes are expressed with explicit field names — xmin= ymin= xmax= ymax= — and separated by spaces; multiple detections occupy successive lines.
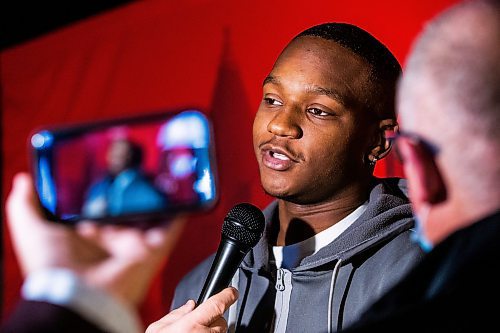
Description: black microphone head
xmin=222 ymin=203 xmax=265 ymax=248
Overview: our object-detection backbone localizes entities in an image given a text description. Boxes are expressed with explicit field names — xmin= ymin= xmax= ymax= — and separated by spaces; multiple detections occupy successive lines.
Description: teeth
xmin=272 ymin=152 xmax=290 ymax=160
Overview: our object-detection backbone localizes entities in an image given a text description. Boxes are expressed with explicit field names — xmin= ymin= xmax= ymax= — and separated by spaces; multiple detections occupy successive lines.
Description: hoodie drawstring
xmin=229 ymin=260 xmax=343 ymax=333
xmin=328 ymin=259 xmax=342 ymax=333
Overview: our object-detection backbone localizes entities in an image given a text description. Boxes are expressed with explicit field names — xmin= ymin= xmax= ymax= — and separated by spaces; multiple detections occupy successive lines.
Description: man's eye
xmin=264 ymin=97 xmax=283 ymax=106
xmin=307 ymin=108 xmax=330 ymax=116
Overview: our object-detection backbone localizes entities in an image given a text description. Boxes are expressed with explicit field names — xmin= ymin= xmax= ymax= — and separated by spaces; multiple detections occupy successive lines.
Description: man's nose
xmin=267 ymin=107 xmax=302 ymax=139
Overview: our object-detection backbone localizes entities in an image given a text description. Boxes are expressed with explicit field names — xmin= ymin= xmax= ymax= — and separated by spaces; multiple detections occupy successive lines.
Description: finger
xmin=77 ymin=216 xmax=187 ymax=258
xmin=96 ymin=226 xmax=149 ymax=260
xmin=75 ymin=218 xmax=187 ymax=306
xmin=75 ymin=221 xmax=100 ymax=239
xmin=157 ymin=300 xmax=196 ymax=325
xmin=5 ymin=173 xmax=73 ymax=275
xmin=6 ymin=174 xmax=47 ymax=269
xmin=208 ymin=317 xmax=229 ymax=333
xmin=81 ymin=225 xmax=177 ymax=305
xmin=145 ymin=215 xmax=187 ymax=251
xmin=190 ymin=287 xmax=238 ymax=326
xmin=6 ymin=173 xmax=47 ymax=231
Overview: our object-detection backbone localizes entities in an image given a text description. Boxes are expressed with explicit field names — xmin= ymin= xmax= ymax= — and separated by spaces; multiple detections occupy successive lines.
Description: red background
xmin=1 ymin=0 xmax=458 ymax=326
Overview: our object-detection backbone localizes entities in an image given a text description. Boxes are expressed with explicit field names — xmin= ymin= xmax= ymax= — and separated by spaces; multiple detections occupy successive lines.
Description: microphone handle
xmin=197 ymin=238 xmax=248 ymax=304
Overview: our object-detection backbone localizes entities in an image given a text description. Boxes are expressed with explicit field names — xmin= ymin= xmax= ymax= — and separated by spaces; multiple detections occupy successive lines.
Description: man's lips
xmin=259 ymin=144 xmax=300 ymax=171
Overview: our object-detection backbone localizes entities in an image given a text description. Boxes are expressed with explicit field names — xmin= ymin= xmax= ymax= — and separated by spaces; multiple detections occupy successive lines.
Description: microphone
xmin=197 ymin=203 xmax=265 ymax=304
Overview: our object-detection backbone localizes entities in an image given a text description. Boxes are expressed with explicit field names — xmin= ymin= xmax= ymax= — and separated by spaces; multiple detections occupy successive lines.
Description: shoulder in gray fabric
xmin=242 ymin=177 xmax=415 ymax=272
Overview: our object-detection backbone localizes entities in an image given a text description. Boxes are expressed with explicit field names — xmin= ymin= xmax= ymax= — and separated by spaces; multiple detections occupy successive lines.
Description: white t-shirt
xmin=272 ymin=203 xmax=368 ymax=269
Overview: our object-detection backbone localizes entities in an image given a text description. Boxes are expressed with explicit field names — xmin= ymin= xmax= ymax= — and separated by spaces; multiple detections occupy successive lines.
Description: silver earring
xmin=369 ymin=156 xmax=378 ymax=166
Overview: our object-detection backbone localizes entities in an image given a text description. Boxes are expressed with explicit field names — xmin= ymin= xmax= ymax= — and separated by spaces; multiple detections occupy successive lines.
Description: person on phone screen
xmin=82 ymin=137 xmax=167 ymax=219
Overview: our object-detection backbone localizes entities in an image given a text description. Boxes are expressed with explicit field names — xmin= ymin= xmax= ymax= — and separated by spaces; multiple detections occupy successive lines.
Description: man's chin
xmin=263 ymin=186 xmax=304 ymax=203
xmin=259 ymin=175 xmax=305 ymax=202
xmin=262 ymin=185 xmax=322 ymax=205
xmin=265 ymin=192 xmax=288 ymax=201
xmin=263 ymin=187 xmax=290 ymax=201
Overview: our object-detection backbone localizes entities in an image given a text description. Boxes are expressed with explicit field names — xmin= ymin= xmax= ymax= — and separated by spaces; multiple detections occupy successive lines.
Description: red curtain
xmin=1 ymin=0 xmax=458 ymax=326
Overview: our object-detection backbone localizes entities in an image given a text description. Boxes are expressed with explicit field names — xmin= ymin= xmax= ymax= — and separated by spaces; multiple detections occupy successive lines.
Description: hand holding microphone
xmin=146 ymin=288 xmax=239 ymax=333
xmin=146 ymin=203 xmax=264 ymax=333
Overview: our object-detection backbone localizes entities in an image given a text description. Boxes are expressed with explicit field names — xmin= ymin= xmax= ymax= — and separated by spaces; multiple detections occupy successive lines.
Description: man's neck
xmin=275 ymin=184 xmax=371 ymax=246
xmin=426 ymin=195 xmax=500 ymax=246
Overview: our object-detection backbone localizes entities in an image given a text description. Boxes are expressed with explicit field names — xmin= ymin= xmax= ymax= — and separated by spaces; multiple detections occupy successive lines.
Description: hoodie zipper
xmin=276 ymin=268 xmax=286 ymax=291
xmin=273 ymin=268 xmax=292 ymax=333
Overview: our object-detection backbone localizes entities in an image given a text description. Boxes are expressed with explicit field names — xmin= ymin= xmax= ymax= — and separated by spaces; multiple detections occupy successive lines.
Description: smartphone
xmin=29 ymin=109 xmax=218 ymax=226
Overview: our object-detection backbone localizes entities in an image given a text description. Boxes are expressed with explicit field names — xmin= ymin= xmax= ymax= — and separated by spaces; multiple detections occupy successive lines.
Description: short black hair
xmin=128 ymin=141 xmax=144 ymax=168
xmin=295 ymin=23 xmax=401 ymax=119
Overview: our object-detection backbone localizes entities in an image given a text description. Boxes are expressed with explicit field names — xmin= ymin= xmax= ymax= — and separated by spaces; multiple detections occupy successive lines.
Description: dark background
xmin=1 ymin=1 xmax=133 ymax=50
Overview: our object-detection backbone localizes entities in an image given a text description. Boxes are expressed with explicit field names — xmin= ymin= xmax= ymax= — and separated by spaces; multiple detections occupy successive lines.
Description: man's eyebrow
xmin=263 ymin=75 xmax=278 ymax=86
xmin=263 ymin=75 xmax=350 ymax=107
xmin=307 ymin=86 xmax=347 ymax=106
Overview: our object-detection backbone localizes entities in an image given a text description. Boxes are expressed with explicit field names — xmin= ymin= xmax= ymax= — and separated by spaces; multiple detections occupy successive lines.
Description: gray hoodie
xmin=172 ymin=177 xmax=425 ymax=332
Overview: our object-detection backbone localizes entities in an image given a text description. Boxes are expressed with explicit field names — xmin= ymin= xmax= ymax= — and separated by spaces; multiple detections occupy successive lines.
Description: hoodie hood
xmin=241 ymin=177 xmax=413 ymax=272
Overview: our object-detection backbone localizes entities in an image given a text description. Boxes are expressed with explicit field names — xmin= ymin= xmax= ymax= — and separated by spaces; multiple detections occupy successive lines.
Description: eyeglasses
xmin=386 ymin=130 xmax=440 ymax=162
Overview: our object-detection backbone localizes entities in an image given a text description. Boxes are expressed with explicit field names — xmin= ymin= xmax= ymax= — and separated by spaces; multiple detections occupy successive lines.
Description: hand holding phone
xmin=6 ymin=172 xmax=187 ymax=307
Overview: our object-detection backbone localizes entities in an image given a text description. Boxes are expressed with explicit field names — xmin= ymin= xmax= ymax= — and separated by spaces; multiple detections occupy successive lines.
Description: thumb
xmin=157 ymin=300 xmax=196 ymax=326
xmin=5 ymin=173 xmax=58 ymax=275
xmin=6 ymin=173 xmax=49 ymax=246
xmin=6 ymin=173 xmax=46 ymax=230
xmin=144 ymin=215 xmax=187 ymax=253
xmin=190 ymin=287 xmax=238 ymax=326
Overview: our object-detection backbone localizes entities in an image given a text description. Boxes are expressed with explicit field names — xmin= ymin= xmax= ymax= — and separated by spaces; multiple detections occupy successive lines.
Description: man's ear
xmin=367 ymin=119 xmax=398 ymax=163
xmin=397 ymin=136 xmax=447 ymax=206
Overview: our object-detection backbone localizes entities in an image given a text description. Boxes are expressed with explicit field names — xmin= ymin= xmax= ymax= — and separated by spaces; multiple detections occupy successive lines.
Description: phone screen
xmin=30 ymin=109 xmax=218 ymax=224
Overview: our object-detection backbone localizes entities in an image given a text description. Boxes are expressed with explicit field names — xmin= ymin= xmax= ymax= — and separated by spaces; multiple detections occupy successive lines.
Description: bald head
xmin=398 ymin=0 xmax=500 ymax=204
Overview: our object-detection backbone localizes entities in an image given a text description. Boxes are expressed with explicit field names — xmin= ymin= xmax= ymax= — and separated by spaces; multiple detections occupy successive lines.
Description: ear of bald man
xmin=396 ymin=136 xmax=447 ymax=210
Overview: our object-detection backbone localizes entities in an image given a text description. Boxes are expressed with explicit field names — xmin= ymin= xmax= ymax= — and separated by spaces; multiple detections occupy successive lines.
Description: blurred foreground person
xmin=344 ymin=0 xmax=500 ymax=331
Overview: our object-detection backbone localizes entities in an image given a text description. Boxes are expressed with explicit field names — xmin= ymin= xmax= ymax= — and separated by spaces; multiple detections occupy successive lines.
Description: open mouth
xmin=261 ymin=147 xmax=297 ymax=171
xmin=270 ymin=151 xmax=290 ymax=161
